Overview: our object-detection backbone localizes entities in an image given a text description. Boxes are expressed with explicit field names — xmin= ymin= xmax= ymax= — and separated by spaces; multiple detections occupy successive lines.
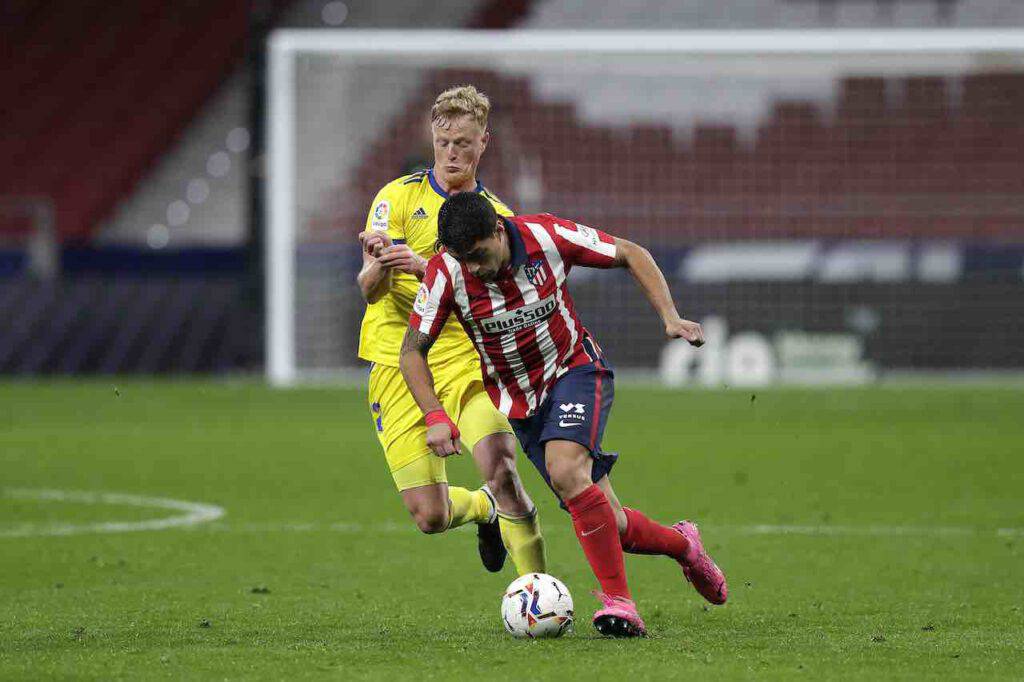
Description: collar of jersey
xmin=503 ymin=217 xmax=528 ymax=272
xmin=427 ymin=168 xmax=483 ymax=199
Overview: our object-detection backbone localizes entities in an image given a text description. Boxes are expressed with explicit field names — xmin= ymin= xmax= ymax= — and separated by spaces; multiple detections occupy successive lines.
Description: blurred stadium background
xmin=1 ymin=0 xmax=1023 ymax=383
xmin=4 ymin=4 xmax=1024 ymax=678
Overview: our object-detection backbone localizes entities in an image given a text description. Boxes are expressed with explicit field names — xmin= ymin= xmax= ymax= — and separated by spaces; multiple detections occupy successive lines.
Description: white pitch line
xmin=184 ymin=520 xmax=1024 ymax=538
xmin=193 ymin=520 xmax=413 ymax=534
xmin=0 ymin=488 xmax=225 ymax=538
xmin=3 ymin=490 xmax=1020 ymax=539
xmin=737 ymin=522 xmax=1015 ymax=532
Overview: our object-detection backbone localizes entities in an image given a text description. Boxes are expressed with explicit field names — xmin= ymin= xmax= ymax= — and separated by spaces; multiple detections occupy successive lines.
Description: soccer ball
xmin=501 ymin=573 xmax=574 ymax=638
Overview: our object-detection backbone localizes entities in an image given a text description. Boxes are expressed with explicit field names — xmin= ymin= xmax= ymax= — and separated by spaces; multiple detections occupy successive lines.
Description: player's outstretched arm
xmin=399 ymin=328 xmax=463 ymax=456
xmin=613 ymin=237 xmax=704 ymax=347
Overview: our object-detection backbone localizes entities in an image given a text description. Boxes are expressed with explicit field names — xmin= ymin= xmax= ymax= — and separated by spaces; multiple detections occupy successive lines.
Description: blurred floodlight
xmin=167 ymin=200 xmax=190 ymax=227
xmin=186 ymin=178 xmax=210 ymax=204
xmin=845 ymin=306 xmax=881 ymax=335
xmin=321 ymin=1 xmax=348 ymax=26
xmin=147 ymin=224 xmax=170 ymax=249
xmin=226 ymin=127 xmax=250 ymax=153
xmin=206 ymin=151 xmax=231 ymax=178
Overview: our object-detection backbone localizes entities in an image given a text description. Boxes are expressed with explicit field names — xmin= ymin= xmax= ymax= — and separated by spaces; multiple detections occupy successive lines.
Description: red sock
xmin=621 ymin=507 xmax=690 ymax=559
xmin=566 ymin=484 xmax=631 ymax=600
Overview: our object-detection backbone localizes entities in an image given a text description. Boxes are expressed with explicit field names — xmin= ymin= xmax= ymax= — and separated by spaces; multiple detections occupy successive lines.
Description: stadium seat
xmin=0 ymin=0 xmax=251 ymax=241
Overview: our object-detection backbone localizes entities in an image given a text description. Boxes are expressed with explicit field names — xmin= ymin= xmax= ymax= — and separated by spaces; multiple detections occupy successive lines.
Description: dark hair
xmin=437 ymin=192 xmax=498 ymax=256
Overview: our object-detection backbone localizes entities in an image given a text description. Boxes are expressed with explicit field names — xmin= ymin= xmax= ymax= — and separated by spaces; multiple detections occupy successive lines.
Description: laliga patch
xmin=413 ymin=282 xmax=431 ymax=316
xmin=371 ymin=200 xmax=390 ymax=231
xmin=575 ymin=223 xmax=600 ymax=247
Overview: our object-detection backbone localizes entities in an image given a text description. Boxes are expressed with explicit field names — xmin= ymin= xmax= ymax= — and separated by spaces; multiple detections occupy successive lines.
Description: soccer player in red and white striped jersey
xmin=400 ymin=192 xmax=728 ymax=638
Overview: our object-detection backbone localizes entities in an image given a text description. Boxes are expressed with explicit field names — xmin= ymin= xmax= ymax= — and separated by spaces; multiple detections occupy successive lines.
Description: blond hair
xmin=431 ymin=85 xmax=490 ymax=130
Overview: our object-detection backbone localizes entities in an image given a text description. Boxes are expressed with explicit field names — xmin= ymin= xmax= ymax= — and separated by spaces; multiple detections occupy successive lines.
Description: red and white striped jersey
xmin=409 ymin=213 xmax=618 ymax=418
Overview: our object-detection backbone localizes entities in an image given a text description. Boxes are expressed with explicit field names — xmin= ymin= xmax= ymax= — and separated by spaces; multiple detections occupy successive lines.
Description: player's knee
xmin=546 ymin=461 xmax=589 ymax=500
xmin=548 ymin=475 xmax=575 ymax=500
xmin=405 ymin=499 xmax=450 ymax=532
xmin=409 ymin=507 xmax=449 ymax=534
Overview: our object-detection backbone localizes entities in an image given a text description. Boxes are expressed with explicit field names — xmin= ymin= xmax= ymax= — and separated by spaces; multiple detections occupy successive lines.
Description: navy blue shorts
xmin=510 ymin=359 xmax=618 ymax=509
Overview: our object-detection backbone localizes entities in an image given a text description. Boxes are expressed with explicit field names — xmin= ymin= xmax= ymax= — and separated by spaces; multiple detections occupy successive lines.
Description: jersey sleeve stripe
xmin=441 ymin=253 xmax=470 ymax=317
xmin=554 ymin=224 xmax=617 ymax=259
xmin=417 ymin=270 xmax=449 ymax=335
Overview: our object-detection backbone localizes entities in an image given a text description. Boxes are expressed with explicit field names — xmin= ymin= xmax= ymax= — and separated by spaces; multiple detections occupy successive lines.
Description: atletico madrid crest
xmin=524 ymin=259 xmax=547 ymax=287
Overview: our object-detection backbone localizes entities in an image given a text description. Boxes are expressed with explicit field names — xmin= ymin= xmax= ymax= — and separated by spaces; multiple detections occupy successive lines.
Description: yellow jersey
xmin=358 ymin=168 xmax=512 ymax=368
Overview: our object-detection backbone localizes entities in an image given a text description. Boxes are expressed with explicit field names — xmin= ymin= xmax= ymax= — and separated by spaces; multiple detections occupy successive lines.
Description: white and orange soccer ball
xmin=501 ymin=573 xmax=574 ymax=638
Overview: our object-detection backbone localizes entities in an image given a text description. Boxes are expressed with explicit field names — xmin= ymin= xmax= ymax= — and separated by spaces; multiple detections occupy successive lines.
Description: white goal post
xmin=266 ymin=29 xmax=1024 ymax=387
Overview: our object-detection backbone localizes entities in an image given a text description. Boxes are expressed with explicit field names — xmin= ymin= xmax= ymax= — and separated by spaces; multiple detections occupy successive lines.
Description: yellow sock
xmin=498 ymin=510 xmax=547 ymax=575
xmin=446 ymin=486 xmax=492 ymax=530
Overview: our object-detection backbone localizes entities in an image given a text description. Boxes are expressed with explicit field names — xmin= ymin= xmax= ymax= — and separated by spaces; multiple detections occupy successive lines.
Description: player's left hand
xmin=666 ymin=318 xmax=704 ymax=347
xmin=359 ymin=229 xmax=392 ymax=257
xmin=377 ymin=244 xmax=427 ymax=279
xmin=426 ymin=423 xmax=463 ymax=458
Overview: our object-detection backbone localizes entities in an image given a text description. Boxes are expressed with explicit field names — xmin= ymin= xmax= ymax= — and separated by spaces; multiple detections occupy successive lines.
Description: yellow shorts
xmin=367 ymin=356 xmax=513 ymax=491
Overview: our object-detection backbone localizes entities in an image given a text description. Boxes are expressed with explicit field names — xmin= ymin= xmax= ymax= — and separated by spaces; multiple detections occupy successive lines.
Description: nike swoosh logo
xmin=581 ymin=523 xmax=606 ymax=537
xmin=558 ymin=420 xmax=581 ymax=428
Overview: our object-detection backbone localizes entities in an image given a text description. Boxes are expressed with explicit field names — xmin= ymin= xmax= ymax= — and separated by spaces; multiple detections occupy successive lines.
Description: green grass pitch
xmin=2 ymin=381 xmax=1022 ymax=680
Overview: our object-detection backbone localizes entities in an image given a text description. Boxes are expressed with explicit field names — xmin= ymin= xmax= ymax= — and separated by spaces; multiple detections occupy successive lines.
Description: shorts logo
xmin=413 ymin=283 xmax=430 ymax=316
xmin=371 ymin=402 xmax=383 ymax=432
xmin=478 ymin=295 xmax=556 ymax=336
xmin=558 ymin=402 xmax=586 ymax=428
xmin=371 ymin=200 xmax=390 ymax=231
xmin=523 ymin=259 xmax=548 ymax=287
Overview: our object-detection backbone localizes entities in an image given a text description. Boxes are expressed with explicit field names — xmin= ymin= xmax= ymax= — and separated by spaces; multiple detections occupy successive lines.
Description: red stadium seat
xmin=334 ymin=66 xmax=1024 ymax=243
xmin=0 ymin=1 xmax=251 ymax=242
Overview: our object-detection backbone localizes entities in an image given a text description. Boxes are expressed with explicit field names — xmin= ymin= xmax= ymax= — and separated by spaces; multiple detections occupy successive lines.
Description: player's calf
xmin=620 ymin=507 xmax=690 ymax=557
xmin=401 ymin=483 xmax=490 ymax=535
xmin=473 ymin=433 xmax=532 ymax=515
xmin=547 ymin=441 xmax=635 ymax=626
xmin=400 ymin=484 xmax=451 ymax=534
xmin=472 ymin=432 xmax=547 ymax=574
xmin=618 ymin=507 xmax=728 ymax=605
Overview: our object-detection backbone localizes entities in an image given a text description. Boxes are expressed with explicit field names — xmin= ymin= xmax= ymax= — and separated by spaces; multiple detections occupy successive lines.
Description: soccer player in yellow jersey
xmin=356 ymin=85 xmax=546 ymax=575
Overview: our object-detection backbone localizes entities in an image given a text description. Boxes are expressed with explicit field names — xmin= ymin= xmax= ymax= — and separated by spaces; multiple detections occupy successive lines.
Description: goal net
xmin=266 ymin=30 xmax=1024 ymax=387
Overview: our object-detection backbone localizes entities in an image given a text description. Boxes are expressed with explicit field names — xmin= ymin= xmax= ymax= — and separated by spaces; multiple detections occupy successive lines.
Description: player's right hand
xmin=426 ymin=423 xmax=462 ymax=458
xmin=358 ymin=229 xmax=392 ymax=257
xmin=666 ymin=318 xmax=705 ymax=347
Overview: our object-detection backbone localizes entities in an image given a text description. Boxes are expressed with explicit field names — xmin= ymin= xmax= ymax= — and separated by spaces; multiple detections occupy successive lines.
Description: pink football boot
xmin=673 ymin=521 xmax=728 ymax=605
xmin=592 ymin=592 xmax=648 ymax=638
